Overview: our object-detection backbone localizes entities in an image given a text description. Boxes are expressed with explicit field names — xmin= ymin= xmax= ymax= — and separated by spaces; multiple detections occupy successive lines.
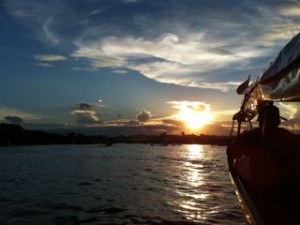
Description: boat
xmin=227 ymin=33 xmax=300 ymax=225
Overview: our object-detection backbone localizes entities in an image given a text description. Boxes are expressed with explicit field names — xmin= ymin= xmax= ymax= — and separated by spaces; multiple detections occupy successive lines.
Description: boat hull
xmin=227 ymin=136 xmax=300 ymax=225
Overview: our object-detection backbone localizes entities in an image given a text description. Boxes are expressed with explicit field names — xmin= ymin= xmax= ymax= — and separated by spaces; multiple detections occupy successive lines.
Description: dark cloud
xmin=70 ymin=102 xmax=100 ymax=124
xmin=4 ymin=115 xmax=23 ymax=124
xmin=70 ymin=103 xmax=96 ymax=111
xmin=160 ymin=118 xmax=183 ymax=127
xmin=105 ymin=119 xmax=140 ymax=126
xmin=126 ymin=120 xmax=140 ymax=126
xmin=72 ymin=112 xmax=99 ymax=124
xmin=136 ymin=109 xmax=151 ymax=122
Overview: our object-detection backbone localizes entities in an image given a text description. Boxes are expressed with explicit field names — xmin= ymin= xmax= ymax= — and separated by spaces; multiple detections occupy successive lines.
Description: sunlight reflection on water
xmin=185 ymin=145 xmax=205 ymax=187
xmin=174 ymin=145 xmax=208 ymax=222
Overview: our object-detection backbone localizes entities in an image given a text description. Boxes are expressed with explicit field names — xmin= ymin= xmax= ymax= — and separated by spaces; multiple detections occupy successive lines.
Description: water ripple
xmin=0 ymin=144 xmax=244 ymax=225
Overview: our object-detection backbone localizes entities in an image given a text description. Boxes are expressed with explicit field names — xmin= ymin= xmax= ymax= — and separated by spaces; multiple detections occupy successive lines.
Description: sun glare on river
xmin=168 ymin=101 xmax=213 ymax=131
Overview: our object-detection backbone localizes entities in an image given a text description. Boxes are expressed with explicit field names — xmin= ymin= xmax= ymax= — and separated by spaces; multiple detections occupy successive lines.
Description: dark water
xmin=0 ymin=144 xmax=244 ymax=225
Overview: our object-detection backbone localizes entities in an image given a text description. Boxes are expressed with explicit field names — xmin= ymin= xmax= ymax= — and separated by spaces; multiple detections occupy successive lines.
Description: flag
xmin=236 ymin=75 xmax=250 ymax=95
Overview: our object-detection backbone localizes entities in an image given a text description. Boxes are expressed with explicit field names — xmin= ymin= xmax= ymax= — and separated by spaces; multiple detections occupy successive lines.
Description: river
xmin=0 ymin=144 xmax=244 ymax=225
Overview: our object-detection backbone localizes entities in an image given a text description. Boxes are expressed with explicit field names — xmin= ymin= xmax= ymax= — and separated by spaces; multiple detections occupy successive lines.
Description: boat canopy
xmin=235 ymin=33 xmax=300 ymax=122
xmin=259 ymin=32 xmax=300 ymax=101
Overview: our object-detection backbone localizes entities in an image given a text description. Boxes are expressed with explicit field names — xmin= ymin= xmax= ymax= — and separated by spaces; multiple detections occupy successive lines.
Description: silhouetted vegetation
xmin=0 ymin=123 xmax=232 ymax=146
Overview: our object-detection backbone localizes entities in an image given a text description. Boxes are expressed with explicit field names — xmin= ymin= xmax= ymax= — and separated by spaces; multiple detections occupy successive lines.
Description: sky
xmin=1 ymin=0 xmax=300 ymax=136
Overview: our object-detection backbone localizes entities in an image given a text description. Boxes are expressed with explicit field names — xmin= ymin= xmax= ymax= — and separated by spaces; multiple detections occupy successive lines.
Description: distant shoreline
xmin=0 ymin=123 xmax=232 ymax=146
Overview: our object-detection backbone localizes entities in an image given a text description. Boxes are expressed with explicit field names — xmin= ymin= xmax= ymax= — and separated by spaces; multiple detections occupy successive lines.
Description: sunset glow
xmin=169 ymin=101 xmax=213 ymax=131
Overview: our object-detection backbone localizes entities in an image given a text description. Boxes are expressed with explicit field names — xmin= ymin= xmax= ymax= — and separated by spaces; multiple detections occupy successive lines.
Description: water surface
xmin=0 ymin=144 xmax=244 ymax=225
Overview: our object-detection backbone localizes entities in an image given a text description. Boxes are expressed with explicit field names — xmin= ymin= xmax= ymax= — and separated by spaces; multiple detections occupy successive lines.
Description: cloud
xmin=35 ymin=54 xmax=66 ymax=61
xmin=3 ymin=0 xmax=66 ymax=45
xmin=257 ymin=2 xmax=300 ymax=43
xmin=278 ymin=3 xmax=300 ymax=17
xmin=72 ymin=67 xmax=97 ymax=72
xmin=42 ymin=16 xmax=60 ymax=45
xmin=192 ymin=81 xmax=241 ymax=92
xmin=70 ymin=103 xmax=100 ymax=124
xmin=71 ymin=28 xmax=288 ymax=91
xmin=167 ymin=101 xmax=212 ymax=118
xmin=277 ymin=103 xmax=300 ymax=134
xmin=136 ymin=109 xmax=152 ymax=122
xmin=4 ymin=115 xmax=23 ymax=124
xmin=279 ymin=102 xmax=299 ymax=119
xmin=72 ymin=111 xmax=99 ymax=124
xmin=4 ymin=0 xmax=300 ymax=92
xmin=280 ymin=118 xmax=300 ymax=134
xmin=70 ymin=103 xmax=95 ymax=111
xmin=0 ymin=107 xmax=39 ymax=121
xmin=157 ymin=118 xmax=183 ymax=127
xmin=167 ymin=101 xmax=211 ymax=113
xmin=112 ymin=69 xmax=128 ymax=74
xmin=36 ymin=63 xmax=52 ymax=67
xmin=71 ymin=33 xmax=249 ymax=91
xmin=105 ymin=119 xmax=140 ymax=127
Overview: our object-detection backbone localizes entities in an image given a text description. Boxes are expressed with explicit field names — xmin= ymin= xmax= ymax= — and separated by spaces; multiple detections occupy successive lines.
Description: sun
xmin=169 ymin=101 xmax=213 ymax=131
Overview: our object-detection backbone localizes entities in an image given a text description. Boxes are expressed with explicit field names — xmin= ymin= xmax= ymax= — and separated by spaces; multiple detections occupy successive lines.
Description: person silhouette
xmin=257 ymin=102 xmax=280 ymax=137
xmin=228 ymin=101 xmax=299 ymax=188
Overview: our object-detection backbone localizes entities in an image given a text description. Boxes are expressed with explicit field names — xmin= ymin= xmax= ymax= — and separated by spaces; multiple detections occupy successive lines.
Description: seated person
xmin=228 ymin=102 xmax=300 ymax=188
xmin=240 ymin=102 xmax=296 ymax=149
